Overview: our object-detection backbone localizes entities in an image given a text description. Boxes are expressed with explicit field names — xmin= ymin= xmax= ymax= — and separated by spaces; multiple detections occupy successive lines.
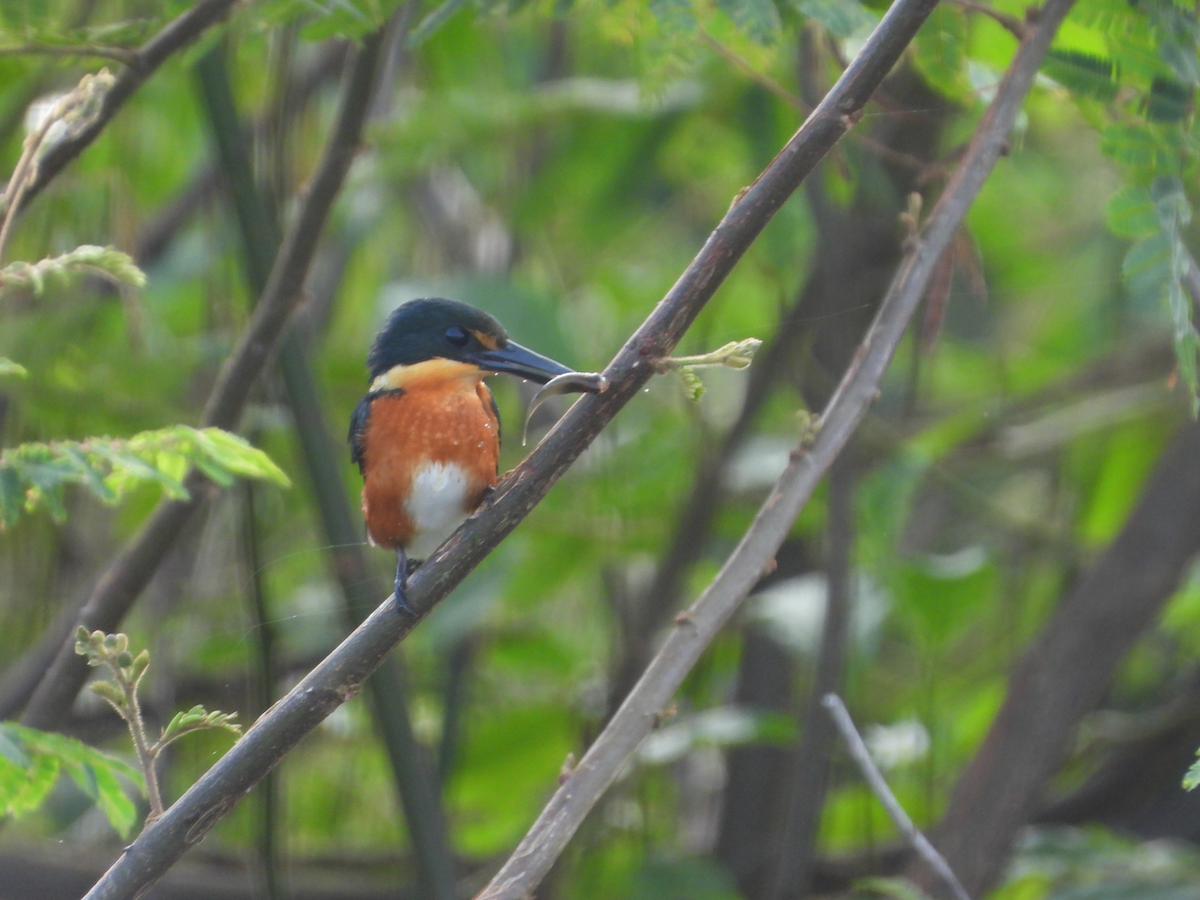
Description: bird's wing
xmin=487 ymin=385 xmax=501 ymax=447
xmin=349 ymin=391 xmax=394 ymax=475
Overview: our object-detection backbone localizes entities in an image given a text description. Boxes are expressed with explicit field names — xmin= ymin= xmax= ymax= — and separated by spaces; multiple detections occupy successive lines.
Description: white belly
xmin=404 ymin=461 xmax=472 ymax=559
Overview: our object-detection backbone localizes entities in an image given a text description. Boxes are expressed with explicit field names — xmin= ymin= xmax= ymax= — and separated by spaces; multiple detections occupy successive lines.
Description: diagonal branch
xmin=20 ymin=29 xmax=389 ymax=731
xmin=927 ymin=404 xmax=1200 ymax=893
xmin=14 ymin=0 xmax=237 ymax=213
xmin=473 ymin=0 xmax=1073 ymax=893
xmin=78 ymin=0 xmax=944 ymax=896
xmin=824 ymin=694 xmax=972 ymax=900
xmin=0 ymin=43 xmax=139 ymax=65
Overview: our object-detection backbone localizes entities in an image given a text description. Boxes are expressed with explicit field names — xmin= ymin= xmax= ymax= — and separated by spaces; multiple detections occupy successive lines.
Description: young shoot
xmin=75 ymin=628 xmax=241 ymax=823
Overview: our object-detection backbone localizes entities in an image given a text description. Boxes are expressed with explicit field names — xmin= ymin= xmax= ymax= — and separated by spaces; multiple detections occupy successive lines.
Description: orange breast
xmin=360 ymin=380 xmax=500 ymax=554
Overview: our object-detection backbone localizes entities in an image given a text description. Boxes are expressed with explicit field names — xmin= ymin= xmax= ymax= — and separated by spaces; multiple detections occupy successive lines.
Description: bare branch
xmin=0 ymin=43 xmax=139 ymax=65
xmin=702 ymin=30 xmax=810 ymax=112
xmin=823 ymin=694 xmax=971 ymax=900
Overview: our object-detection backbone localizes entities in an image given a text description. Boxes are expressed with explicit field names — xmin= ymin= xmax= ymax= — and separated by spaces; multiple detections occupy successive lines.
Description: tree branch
xmin=926 ymin=422 xmax=1200 ymax=895
xmin=16 ymin=0 xmax=237 ymax=212
xmin=0 ymin=43 xmax=139 ymax=65
xmin=20 ymin=29 xmax=388 ymax=731
xmin=77 ymin=0 xmax=945 ymax=895
xmin=824 ymin=694 xmax=972 ymax=900
xmin=471 ymin=0 xmax=1072 ymax=893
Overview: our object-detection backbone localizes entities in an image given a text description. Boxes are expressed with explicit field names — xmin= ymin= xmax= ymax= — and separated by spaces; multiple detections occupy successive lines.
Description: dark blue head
xmin=367 ymin=298 xmax=575 ymax=384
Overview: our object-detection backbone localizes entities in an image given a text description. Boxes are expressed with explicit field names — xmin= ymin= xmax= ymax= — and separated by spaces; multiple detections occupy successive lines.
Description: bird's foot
xmin=394 ymin=551 xmax=418 ymax=617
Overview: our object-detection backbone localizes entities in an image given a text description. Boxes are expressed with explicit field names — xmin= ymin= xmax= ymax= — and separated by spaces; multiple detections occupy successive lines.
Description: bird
xmin=349 ymin=297 xmax=598 ymax=615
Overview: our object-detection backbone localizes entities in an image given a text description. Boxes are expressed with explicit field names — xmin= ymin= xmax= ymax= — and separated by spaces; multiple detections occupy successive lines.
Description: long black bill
xmin=471 ymin=340 xmax=579 ymax=385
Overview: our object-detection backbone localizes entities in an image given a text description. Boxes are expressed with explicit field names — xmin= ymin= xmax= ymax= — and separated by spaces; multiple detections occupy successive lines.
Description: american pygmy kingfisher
xmin=350 ymin=297 xmax=601 ymax=615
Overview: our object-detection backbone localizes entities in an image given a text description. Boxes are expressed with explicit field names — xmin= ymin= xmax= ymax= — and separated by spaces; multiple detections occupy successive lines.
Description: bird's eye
xmin=445 ymin=326 xmax=470 ymax=347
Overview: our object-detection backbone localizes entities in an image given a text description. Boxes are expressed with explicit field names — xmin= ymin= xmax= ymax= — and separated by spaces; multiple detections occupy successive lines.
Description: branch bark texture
xmin=473 ymin=0 xmax=1073 ymax=895
xmin=78 ymin=0 xmax=946 ymax=895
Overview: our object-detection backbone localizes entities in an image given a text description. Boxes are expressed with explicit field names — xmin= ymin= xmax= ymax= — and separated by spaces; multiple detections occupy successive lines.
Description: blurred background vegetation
xmin=2 ymin=0 xmax=1200 ymax=898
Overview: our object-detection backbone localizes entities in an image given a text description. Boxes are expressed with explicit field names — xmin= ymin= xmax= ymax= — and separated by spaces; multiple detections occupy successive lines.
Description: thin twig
xmin=121 ymin=673 xmax=165 ymax=821
xmin=701 ymin=29 xmax=936 ymax=177
xmin=16 ymin=0 xmax=237 ymax=213
xmin=0 ymin=70 xmax=115 ymax=264
xmin=0 ymin=43 xmax=139 ymax=65
xmin=701 ymin=30 xmax=811 ymax=112
xmin=823 ymin=694 xmax=971 ymax=900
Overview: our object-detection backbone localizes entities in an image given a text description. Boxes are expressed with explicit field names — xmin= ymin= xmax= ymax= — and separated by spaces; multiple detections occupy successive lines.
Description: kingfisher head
xmin=367 ymin=298 xmax=576 ymax=386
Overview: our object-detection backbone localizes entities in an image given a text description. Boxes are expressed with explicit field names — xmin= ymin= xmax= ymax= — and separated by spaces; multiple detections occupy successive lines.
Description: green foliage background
xmin=2 ymin=0 xmax=1200 ymax=897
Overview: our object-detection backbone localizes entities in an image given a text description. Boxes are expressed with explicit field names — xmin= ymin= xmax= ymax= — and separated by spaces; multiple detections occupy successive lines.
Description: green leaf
xmin=0 ymin=426 xmax=288 ymax=527
xmin=788 ymin=0 xmax=874 ymax=38
xmin=95 ymin=444 xmax=189 ymax=499
xmin=649 ymin=0 xmax=699 ymax=33
xmin=83 ymin=761 xmax=138 ymax=838
xmin=717 ymin=0 xmax=782 ymax=44
xmin=1146 ymin=76 xmax=1192 ymax=123
xmin=63 ymin=763 xmax=137 ymax=844
xmin=1100 ymin=123 xmax=1186 ymax=174
xmin=159 ymin=705 xmax=241 ymax=748
xmin=0 ymin=468 xmax=24 ymax=528
xmin=0 ymin=358 xmax=27 ymax=379
xmin=1122 ymin=230 xmax=1172 ymax=309
xmin=911 ymin=6 xmax=969 ymax=98
xmin=60 ymin=445 xmax=118 ymax=503
xmin=0 ymin=724 xmax=143 ymax=838
xmin=1151 ymin=171 xmax=1192 ymax=228
xmin=1042 ymin=49 xmax=1119 ymax=103
xmin=1184 ymin=751 xmax=1200 ymax=790
xmin=407 ymin=0 xmax=470 ymax=49
xmin=190 ymin=428 xmax=291 ymax=488
xmin=1147 ymin=0 xmax=1200 ymax=87
xmin=1106 ymin=184 xmax=1159 ymax=237
xmin=0 ymin=726 xmax=31 ymax=769
xmin=66 ymin=757 xmax=99 ymax=801
xmin=4 ymin=753 xmax=59 ymax=817
xmin=0 ymin=245 xmax=146 ymax=297
xmin=89 ymin=680 xmax=127 ymax=710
